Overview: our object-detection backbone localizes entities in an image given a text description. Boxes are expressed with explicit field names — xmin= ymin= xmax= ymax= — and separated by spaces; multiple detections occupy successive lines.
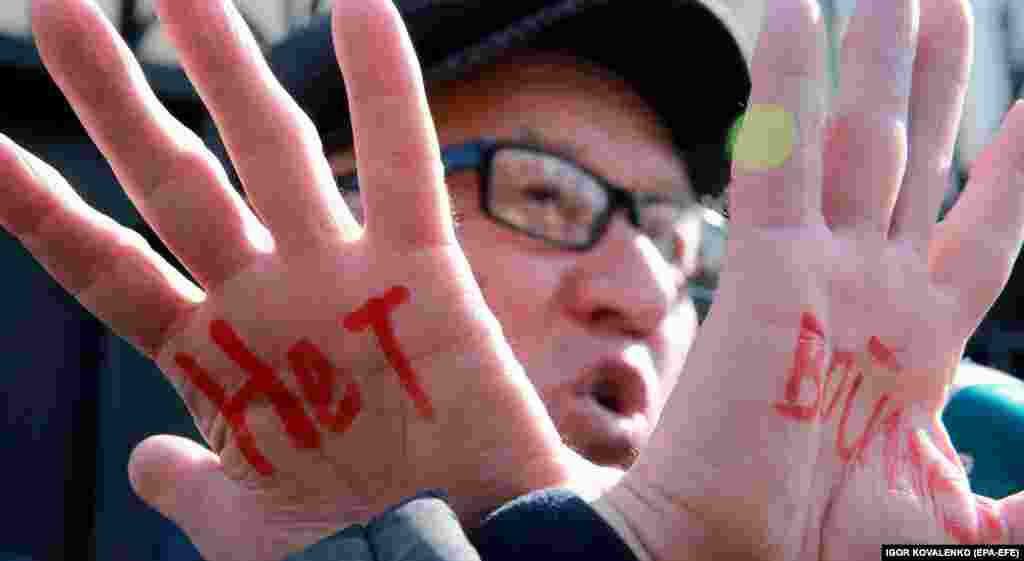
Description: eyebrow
xmin=330 ymin=126 xmax=695 ymax=203
xmin=511 ymin=127 xmax=695 ymax=204
xmin=511 ymin=127 xmax=586 ymax=162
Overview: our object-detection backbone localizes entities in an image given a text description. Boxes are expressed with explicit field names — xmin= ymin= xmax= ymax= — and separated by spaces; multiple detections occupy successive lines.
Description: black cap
xmin=207 ymin=0 xmax=754 ymax=199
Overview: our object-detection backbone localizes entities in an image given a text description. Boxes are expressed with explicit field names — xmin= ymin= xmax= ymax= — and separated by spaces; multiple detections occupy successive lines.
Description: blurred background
xmin=0 ymin=1 xmax=1022 ymax=559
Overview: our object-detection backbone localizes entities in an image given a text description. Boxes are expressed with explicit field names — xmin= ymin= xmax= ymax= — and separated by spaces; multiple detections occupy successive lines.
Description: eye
xmin=642 ymin=220 xmax=671 ymax=240
xmin=639 ymin=215 xmax=686 ymax=265
xmin=337 ymin=173 xmax=360 ymax=193
xmin=655 ymin=233 xmax=683 ymax=264
xmin=522 ymin=185 xmax=562 ymax=204
xmin=336 ymin=176 xmax=365 ymax=224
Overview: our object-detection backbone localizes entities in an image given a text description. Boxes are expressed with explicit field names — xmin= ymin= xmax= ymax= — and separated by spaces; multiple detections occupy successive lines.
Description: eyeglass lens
xmin=488 ymin=147 xmax=686 ymax=262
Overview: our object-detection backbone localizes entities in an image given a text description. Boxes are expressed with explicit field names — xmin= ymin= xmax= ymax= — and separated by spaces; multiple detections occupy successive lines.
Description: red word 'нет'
xmin=174 ymin=285 xmax=432 ymax=476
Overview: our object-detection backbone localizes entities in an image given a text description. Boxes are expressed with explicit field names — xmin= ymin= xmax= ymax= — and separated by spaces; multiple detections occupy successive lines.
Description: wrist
xmin=595 ymin=474 xmax=756 ymax=561
xmin=282 ymin=490 xmax=479 ymax=561
xmin=589 ymin=487 xmax=656 ymax=561
xmin=615 ymin=454 xmax=798 ymax=560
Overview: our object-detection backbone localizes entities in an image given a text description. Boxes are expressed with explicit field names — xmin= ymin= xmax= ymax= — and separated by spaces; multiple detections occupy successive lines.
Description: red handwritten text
xmin=774 ymin=312 xmax=1006 ymax=543
xmin=343 ymin=286 xmax=434 ymax=419
xmin=773 ymin=313 xmax=899 ymax=465
xmin=175 ymin=285 xmax=429 ymax=475
xmin=288 ymin=339 xmax=362 ymax=434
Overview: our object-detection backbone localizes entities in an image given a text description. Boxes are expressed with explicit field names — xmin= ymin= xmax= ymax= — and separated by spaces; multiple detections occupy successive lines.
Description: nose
xmin=559 ymin=217 xmax=683 ymax=338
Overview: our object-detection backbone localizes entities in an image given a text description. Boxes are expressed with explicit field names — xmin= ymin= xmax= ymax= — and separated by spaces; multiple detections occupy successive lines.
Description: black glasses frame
xmin=336 ymin=137 xmax=716 ymax=321
xmin=338 ymin=137 xmax=696 ymax=255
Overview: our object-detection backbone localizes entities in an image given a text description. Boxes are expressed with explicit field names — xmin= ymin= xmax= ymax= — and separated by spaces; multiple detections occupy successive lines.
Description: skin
xmin=6 ymin=0 xmax=1024 ymax=560
xmin=330 ymin=53 xmax=702 ymax=469
xmin=618 ymin=0 xmax=1024 ymax=557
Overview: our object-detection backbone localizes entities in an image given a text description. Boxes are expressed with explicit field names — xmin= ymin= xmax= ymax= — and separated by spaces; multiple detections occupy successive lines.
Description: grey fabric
xmin=284 ymin=525 xmax=374 ymax=561
xmin=286 ymin=491 xmax=481 ymax=561
xmin=366 ymin=492 xmax=481 ymax=561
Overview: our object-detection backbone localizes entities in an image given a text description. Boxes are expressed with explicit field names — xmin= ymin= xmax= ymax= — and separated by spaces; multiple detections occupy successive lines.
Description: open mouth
xmin=564 ymin=359 xmax=653 ymax=468
xmin=568 ymin=396 xmax=647 ymax=468
xmin=593 ymin=381 xmax=622 ymax=414
xmin=587 ymin=359 xmax=650 ymax=418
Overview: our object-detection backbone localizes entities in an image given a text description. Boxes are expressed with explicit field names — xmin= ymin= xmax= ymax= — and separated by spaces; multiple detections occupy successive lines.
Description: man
xmin=5 ymin=0 xmax=1024 ymax=560
xmin=211 ymin=0 xmax=756 ymax=472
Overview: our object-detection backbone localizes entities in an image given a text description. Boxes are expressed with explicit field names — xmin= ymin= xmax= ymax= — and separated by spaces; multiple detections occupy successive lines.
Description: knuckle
xmin=757 ymin=0 xmax=825 ymax=74
xmin=921 ymin=0 xmax=972 ymax=46
xmin=31 ymin=215 xmax=142 ymax=297
xmin=148 ymin=145 xmax=220 ymax=198
xmin=827 ymin=112 xmax=908 ymax=170
xmin=83 ymin=227 xmax=153 ymax=294
xmin=72 ymin=226 xmax=192 ymax=356
xmin=229 ymin=102 xmax=322 ymax=164
xmin=860 ymin=41 xmax=917 ymax=78
xmin=0 ymin=149 xmax=64 ymax=239
xmin=916 ymin=5 xmax=971 ymax=83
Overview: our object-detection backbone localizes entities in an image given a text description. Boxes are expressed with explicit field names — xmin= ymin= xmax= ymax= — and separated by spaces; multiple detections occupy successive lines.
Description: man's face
xmin=331 ymin=53 xmax=701 ymax=468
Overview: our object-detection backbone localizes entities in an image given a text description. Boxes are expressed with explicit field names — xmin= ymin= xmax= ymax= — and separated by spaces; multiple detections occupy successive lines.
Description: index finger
xmin=332 ymin=0 xmax=453 ymax=249
xmin=728 ymin=0 xmax=828 ymax=229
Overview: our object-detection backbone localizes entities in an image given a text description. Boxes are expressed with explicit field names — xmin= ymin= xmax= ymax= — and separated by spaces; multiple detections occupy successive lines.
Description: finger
xmin=930 ymin=101 xmax=1024 ymax=330
xmin=128 ymin=434 xmax=224 ymax=526
xmin=822 ymin=0 xmax=918 ymax=235
xmin=889 ymin=0 xmax=973 ymax=247
xmin=128 ymin=434 xmax=246 ymax=559
xmin=727 ymin=0 xmax=828 ymax=228
xmin=0 ymin=135 xmax=202 ymax=358
xmin=130 ymin=435 xmax=350 ymax=561
xmin=332 ymin=0 xmax=453 ymax=248
xmin=156 ymin=0 xmax=357 ymax=253
xmin=31 ymin=0 xmax=268 ymax=289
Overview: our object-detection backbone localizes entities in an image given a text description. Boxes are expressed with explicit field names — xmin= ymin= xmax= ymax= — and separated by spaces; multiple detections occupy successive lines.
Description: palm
xmin=6 ymin=1 xmax=583 ymax=559
xmin=803 ymin=231 xmax=991 ymax=557
xmin=731 ymin=224 xmax=1003 ymax=557
xmin=158 ymin=241 xmax=555 ymax=514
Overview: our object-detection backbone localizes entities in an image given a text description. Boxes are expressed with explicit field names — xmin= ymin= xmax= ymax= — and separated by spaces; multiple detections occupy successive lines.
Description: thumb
xmin=128 ymin=434 xmax=232 ymax=534
xmin=129 ymin=436 xmax=337 ymax=561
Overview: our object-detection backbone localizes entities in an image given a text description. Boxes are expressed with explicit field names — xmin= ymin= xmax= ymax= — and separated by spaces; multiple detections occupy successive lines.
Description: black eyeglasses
xmin=337 ymin=138 xmax=697 ymax=261
xmin=336 ymin=138 xmax=719 ymax=320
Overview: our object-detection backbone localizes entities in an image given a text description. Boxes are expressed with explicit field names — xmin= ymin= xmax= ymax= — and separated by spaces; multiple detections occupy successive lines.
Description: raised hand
xmin=3 ymin=1 xmax=607 ymax=559
xmin=607 ymin=0 xmax=1024 ymax=557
